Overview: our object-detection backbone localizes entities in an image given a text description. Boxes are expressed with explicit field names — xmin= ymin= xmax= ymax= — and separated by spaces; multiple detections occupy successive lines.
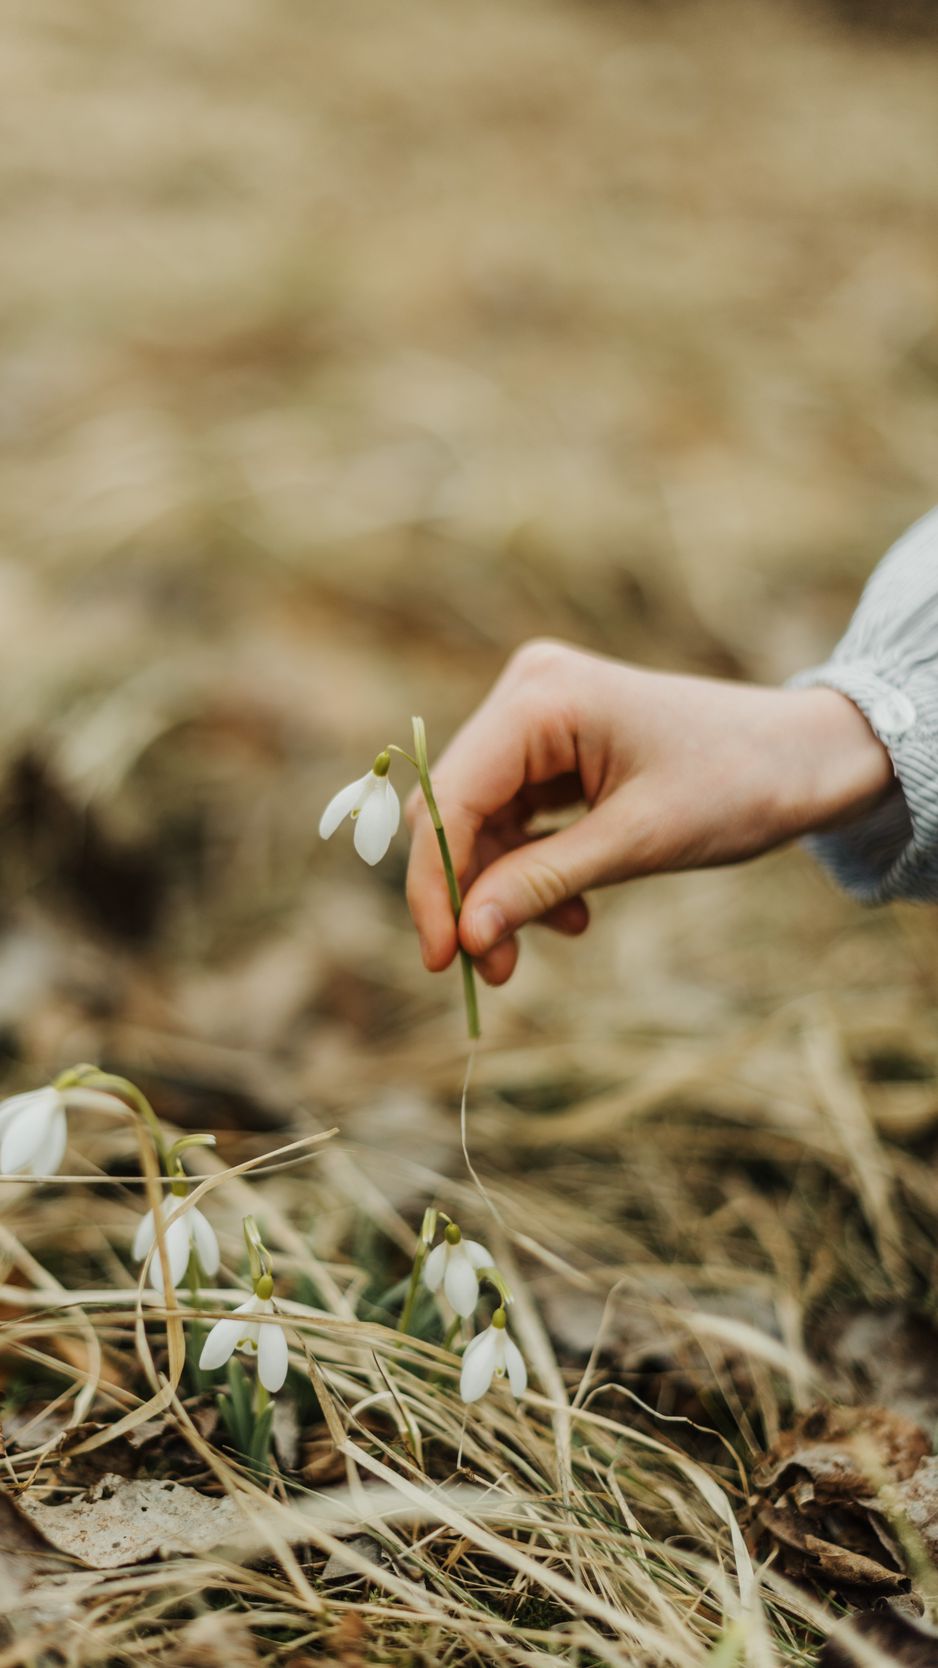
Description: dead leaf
xmin=753 ymin=1404 xmax=930 ymax=1499
xmin=750 ymin=1404 xmax=931 ymax=1595
xmin=19 ymin=1472 xmax=240 ymax=1569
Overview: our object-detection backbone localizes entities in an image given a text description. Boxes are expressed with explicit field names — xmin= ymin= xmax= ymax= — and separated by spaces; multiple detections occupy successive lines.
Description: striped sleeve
xmin=788 ymin=505 xmax=938 ymax=903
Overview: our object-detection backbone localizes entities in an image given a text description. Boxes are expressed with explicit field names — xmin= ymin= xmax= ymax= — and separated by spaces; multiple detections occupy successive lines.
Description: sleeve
xmin=787 ymin=505 xmax=938 ymax=903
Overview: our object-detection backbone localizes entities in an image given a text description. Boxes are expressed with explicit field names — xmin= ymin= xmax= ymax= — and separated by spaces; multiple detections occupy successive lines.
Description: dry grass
xmin=1 ymin=0 xmax=938 ymax=1663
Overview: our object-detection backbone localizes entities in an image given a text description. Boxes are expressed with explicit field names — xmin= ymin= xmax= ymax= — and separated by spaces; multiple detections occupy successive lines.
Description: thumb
xmin=458 ymin=809 xmax=617 ymax=956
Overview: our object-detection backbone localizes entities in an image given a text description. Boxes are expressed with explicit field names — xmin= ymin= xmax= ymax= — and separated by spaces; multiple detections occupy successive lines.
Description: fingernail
xmin=468 ymin=903 xmax=508 ymax=952
xmin=418 ymin=933 xmax=431 ymax=967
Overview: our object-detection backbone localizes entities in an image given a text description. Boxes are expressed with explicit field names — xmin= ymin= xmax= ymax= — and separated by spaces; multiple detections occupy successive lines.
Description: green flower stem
xmin=58 ymin=1065 xmax=170 ymax=1170
xmin=411 ymin=716 xmax=480 ymax=1041
xmin=397 ymin=1241 xmax=427 ymax=1335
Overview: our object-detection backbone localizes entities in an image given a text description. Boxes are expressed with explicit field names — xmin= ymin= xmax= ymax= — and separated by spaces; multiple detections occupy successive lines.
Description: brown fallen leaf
xmin=753 ymin=1404 xmax=930 ymax=1500
xmin=757 ymin=1501 xmax=906 ymax=1592
xmin=19 ymin=1472 xmax=240 ymax=1570
xmin=750 ymin=1403 xmax=932 ymax=1596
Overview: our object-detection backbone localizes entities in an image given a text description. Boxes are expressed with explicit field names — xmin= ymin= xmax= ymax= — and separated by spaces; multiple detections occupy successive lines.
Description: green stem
xmin=398 ymin=1242 xmax=427 ymax=1335
xmin=411 ymin=716 xmax=481 ymax=1041
xmin=60 ymin=1065 xmax=170 ymax=1169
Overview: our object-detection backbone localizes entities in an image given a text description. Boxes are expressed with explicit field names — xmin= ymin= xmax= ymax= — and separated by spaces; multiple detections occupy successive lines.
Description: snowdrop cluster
xmin=422 ymin=1220 xmax=527 ymax=1406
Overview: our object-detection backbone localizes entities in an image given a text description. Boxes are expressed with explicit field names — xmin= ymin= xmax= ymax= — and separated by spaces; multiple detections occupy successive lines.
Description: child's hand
xmin=405 ymin=640 xmax=892 ymax=986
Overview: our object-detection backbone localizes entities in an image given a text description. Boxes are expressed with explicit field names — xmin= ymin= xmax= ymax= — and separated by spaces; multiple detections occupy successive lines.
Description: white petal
xmin=460 ymin=1329 xmax=498 ymax=1403
xmin=503 ymin=1336 xmax=528 ymax=1398
xmin=444 ymin=1249 xmax=480 ymax=1318
xmin=42 ymin=1108 xmax=68 ymax=1177
xmin=423 ymin=1242 xmax=446 ymax=1293
xmin=133 ymin=1207 xmax=157 ymax=1261
xmin=353 ymin=777 xmax=396 ymax=865
xmin=0 ymin=1088 xmax=59 ymax=1137
xmin=199 ymin=1298 xmax=257 ymax=1371
xmin=199 ymin=1315 xmax=242 ymax=1371
xmin=150 ymin=1211 xmax=191 ymax=1294
xmin=190 ymin=1208 xmax=220 ymax=1276
xmin=0 ymin=1091 xmax=62 ymax=1175
xmin=319 ymin=774 xmax=370 ymax=841
xmin=257 ymin=1310 xmax=289 ymax=1393
xmin=462 ymin=1240 xmax=493 ymax=1272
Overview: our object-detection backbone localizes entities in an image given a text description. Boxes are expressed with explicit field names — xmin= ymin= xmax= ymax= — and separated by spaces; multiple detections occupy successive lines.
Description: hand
xmin=405 ymin=640 xmax=893 ymax=986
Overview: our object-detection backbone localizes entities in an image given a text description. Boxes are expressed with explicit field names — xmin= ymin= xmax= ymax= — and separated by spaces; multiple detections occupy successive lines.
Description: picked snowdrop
xmin=319 ymin=749 xmax=400 ymax=867
xmin=423 ymin=1221 xmax=494 ymax=1318
xmin=319 ymin=718 xmax=480 ymax=1038
xmin=134 ymin=1191 xmax=220 ymax=1295
xmin=460 ymin=1307 xmax=527 ymax=1405
xmin=0 ymin=1085 xmax=68 ymax=1177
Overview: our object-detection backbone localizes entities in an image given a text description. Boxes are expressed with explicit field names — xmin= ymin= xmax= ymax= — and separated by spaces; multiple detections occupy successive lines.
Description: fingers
xmin=458 ymin=808 xmax=614 ymax=956
xmin=538 ymin=896 xmax=590 ymax=936
xmin=474 ymin=935 xmax=519 ymax=986
xmin=405 ymin=694 xmax=566 ymax=970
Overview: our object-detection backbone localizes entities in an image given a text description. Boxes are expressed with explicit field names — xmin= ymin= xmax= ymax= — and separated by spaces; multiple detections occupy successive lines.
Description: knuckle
xmin=505 ymin=637 xmax=569 ymax=685
xmin=521 ymin=855 xmax=567 ymax=916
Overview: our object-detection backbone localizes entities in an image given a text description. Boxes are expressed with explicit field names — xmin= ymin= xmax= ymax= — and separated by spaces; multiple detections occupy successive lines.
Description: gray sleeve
xmin=788 ymin=505 xmax=938 ymax=903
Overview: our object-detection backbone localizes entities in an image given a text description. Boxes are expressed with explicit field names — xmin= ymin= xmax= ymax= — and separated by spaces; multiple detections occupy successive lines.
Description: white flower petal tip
xmin=319 ymin=775 xmax=369 ymax=841
xmin=320 ymin=769 xmax=400 ymax=865
xmin=133 ymin=1195 xmax=221 ymax=1293
xmin=198 ymin=1295 xmax=289 ymax=1394
xmin=459 ymin=1317 xmax=527 ymax=1406
xmin=0 ymin=1087 xmax=68 ymax=1177
xmin=257 ymin=1304 xmax=289 ymax=1393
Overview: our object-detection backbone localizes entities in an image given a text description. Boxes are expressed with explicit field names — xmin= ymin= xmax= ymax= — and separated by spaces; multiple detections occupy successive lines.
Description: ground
xmin=1 ymin=1 xmax=938 ymax=1664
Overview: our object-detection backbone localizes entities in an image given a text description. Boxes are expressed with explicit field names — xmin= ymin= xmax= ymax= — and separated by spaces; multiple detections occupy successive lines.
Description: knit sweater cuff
xmin=787 ymin=505 xmax=938 ymax=904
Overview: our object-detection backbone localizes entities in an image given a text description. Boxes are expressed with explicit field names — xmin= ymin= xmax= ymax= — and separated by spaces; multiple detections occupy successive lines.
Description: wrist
xmin=789 ymin=687 xmax=894 ymax=833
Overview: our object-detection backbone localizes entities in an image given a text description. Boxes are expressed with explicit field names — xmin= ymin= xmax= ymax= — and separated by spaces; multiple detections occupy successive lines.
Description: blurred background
xmin=1 ymin=0 xmax=938 ymax=1281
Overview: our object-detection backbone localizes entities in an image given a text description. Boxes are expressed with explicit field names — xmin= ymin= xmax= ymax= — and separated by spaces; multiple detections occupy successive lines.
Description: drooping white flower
xmin=423 ymin=1224 xmax=493 ymax=1318
xmin=319 ymin=752 xmax=400 ymax=866
xmin=199 ymin=1293 xmax=289 ymax=1393
xmin=0 ymin=1086 xmax=68 ymax=1177
xmin=133 ymin=1193 xmax=221 ymax=1294
xmin=460 ymin=1308 xmax=527 ymax=1405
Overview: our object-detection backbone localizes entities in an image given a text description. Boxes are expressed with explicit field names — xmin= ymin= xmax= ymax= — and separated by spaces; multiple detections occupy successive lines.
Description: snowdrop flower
xmin=0 ymin=1086 xmax=68 ymax=1177
xmin=460 ymin=1307 xmax=527 ymax=1405
xmin=423 ymin=1222 xmax=493 ymax=1318
xmin=199 ymin=1277 xmax=288 ymax=1394
xmin=319 ymin=750 xmax=400 ymax=866
xmin=133 ymin=1191 xmax=220 ymax=1294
